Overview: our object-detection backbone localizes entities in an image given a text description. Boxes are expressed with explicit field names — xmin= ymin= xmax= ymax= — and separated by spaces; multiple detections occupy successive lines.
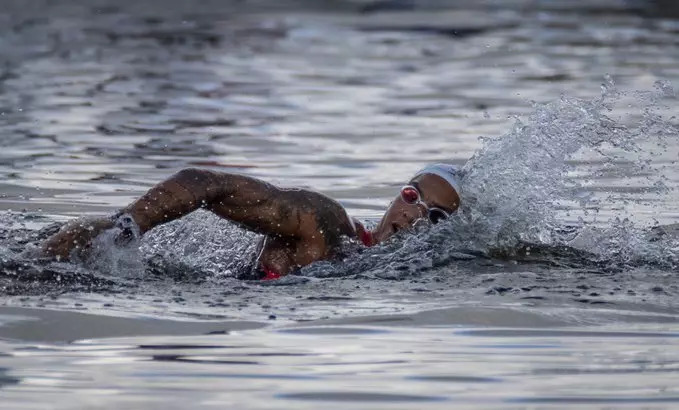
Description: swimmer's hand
xmin=40 ymin=216 xmax=115 ymax=261
xmin=41 ymin=213 xmax=142 ymax=261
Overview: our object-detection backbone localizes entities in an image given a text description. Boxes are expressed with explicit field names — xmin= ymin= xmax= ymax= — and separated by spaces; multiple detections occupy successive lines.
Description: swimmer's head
xmin=373 ymin=163 xmax=462 ymax=243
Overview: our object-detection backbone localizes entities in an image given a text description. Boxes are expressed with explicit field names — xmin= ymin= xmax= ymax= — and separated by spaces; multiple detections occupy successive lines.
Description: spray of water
xmin=458 ymin=78 xmax=672 ymax=245
xmin=302 ymin=77 xmax=679 ymax=278
xmin=139 ymin=211 xmax=260 ymax=279
xmin=425 ymin=78 xmax=677 ymax=269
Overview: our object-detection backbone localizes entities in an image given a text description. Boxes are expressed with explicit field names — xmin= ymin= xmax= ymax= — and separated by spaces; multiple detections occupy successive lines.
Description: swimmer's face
xmin=373 ymin=173 xmax=460 ymax=243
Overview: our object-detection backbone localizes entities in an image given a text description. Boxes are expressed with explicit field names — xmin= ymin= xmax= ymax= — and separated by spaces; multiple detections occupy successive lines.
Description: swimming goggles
xmin=400 ymin=185 xmax=450 ymax=224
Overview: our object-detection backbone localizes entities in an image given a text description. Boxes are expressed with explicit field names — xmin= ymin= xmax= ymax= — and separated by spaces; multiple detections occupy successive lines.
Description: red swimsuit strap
xmin=352 ymin=218 xmax=374 ymax=247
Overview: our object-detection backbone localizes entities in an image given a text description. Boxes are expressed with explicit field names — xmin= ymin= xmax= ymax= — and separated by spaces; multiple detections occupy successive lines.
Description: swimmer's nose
xmin=402 ymin=204 xmax=426 ymax=225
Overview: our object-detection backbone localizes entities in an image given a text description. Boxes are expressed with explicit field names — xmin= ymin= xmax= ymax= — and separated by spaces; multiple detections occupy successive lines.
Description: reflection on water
xmin=2 ymin=321 xmax=679 ymax=408
xmin=0 ymin=367 xmax=20 ymax=389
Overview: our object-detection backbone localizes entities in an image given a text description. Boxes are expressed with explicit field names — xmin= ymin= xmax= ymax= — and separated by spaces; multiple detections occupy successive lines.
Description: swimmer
xmin=40 ymin=164 xmax=462 ymax=279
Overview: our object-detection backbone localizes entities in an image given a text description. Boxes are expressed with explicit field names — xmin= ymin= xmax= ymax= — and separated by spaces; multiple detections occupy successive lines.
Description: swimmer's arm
xmin=121 ymin=168 xmax=310 ymax=237
xmin=41 ymin=168 xmax=317 ymax=260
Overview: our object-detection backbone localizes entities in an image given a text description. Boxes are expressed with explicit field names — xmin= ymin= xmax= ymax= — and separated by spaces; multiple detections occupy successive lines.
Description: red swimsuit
xmin=260 ymin=266 xmax=282 ymax=281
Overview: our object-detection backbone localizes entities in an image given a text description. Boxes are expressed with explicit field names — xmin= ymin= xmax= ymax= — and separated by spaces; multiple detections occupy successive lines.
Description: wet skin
xmin=41 ymin=168 xmax=461 ymax=276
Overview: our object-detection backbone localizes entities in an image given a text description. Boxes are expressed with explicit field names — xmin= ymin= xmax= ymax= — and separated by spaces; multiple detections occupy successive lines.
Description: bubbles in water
xmin=140 ymin=210 xmax=260 ymax=279
xmin=85 ymin=223 xmax=144 ymax=277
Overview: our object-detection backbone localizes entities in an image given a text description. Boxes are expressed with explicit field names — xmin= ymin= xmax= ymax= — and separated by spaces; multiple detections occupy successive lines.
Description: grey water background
xmin=2 ymin=0 xmax=679 ymax=408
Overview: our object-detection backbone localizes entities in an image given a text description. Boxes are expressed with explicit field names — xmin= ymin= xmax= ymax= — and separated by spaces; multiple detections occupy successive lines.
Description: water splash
xmin=301 ymin=79 xmax=679 ymax=278
xmin=84 ymin=223 xmax=144 ymax=277
xmin=139 ymin=211 xmax=260 ymax=279
xmin=458 ymin=78 xmax=670 ymax=247
xmin=434 ymin=78 xmax=677 ymax=261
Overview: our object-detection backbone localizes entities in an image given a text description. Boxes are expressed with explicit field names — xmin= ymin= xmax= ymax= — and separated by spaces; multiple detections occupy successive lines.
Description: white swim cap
xmin=412 ymin=163 xmax=462 ymax=196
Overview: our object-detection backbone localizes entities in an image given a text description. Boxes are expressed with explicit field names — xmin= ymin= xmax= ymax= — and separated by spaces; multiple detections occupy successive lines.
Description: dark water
xmin=1 ymin=0 xmax=679 ymax=407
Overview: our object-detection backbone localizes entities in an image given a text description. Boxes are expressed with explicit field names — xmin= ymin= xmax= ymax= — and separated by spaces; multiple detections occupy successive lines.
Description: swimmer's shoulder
xmin=278 ymin=187 xmax=357 ymax=241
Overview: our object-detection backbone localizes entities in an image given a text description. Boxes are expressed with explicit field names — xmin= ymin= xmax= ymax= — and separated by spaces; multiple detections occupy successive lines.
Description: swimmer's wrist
xmin=109 ymin=211 xmax=142 ymax=244
xmin=109 ymin=211 xmax=140 ymax=230
xmin=110 ymin=210 xmax=138 ymax=225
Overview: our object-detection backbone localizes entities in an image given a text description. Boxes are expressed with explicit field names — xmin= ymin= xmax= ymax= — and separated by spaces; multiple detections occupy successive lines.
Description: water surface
xmin=1 ymin=0 xmax=679 ymax=408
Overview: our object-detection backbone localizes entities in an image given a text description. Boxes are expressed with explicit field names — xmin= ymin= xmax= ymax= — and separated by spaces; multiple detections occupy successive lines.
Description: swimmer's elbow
xmin=173 ymin=167 xmax=221 ymax=184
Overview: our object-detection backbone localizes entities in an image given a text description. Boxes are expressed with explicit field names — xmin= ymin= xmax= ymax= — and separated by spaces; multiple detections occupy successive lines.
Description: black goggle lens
xmin=428 ymin=208 xmax=448 ymax=224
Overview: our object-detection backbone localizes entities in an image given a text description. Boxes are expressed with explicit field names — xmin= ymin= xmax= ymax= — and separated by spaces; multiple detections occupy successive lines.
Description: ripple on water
xmin=277 ymin=326 xmax=391 ymax=335
xmin=458 ymin=329 xmax=679 ymax=338
xmin=508 ymin=397 xmax=679 ymax=404
xmin=277 ymin=392 xmax=449 ymax=403
xmin=407 ymin=375 xmax=503 ymax=383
